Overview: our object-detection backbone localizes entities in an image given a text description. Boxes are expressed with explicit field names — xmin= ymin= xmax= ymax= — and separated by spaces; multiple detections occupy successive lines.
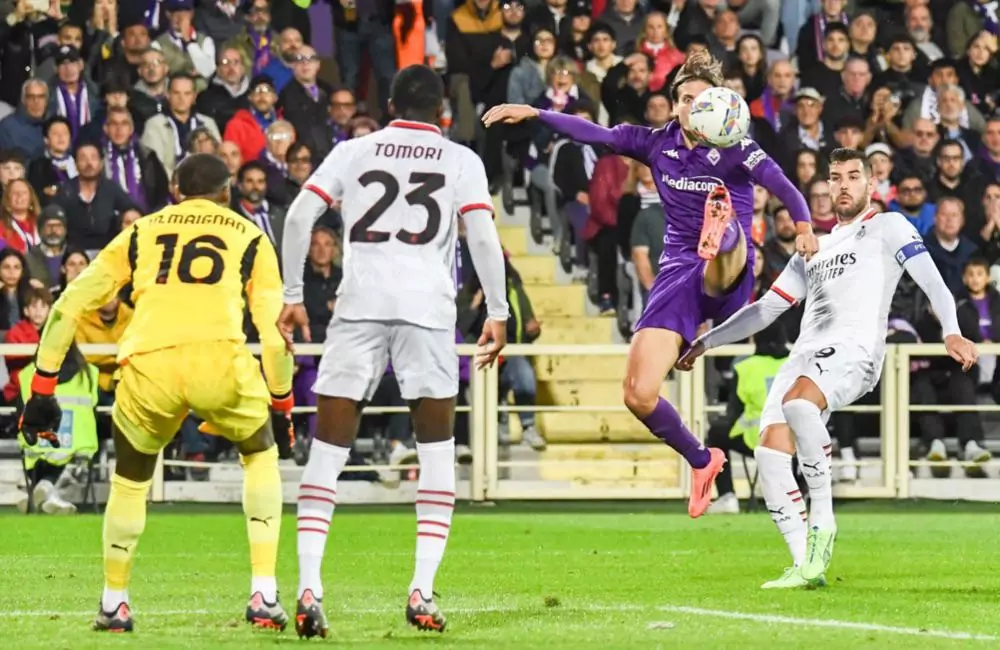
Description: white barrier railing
xmin=5 ymin=342 xmax=1000 ymax=503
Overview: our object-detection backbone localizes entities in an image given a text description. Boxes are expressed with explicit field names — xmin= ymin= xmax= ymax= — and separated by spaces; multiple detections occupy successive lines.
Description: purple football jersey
xmin=608 ymin=121 xmax=783 ymax=263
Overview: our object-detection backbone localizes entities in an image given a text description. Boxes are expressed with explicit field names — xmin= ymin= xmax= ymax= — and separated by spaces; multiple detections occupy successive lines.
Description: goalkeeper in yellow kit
xmin=20 ymin=154 xmax=295 ymax=633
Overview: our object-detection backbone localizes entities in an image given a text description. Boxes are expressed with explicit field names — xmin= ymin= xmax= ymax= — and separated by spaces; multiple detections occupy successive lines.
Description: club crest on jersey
xmin=664 ymin=149 xmax=679 ymax=159
xmin=856 ymin=226 xmax=866 ymax=240
xmin=707 ymin=149 xmax=721 ymax=165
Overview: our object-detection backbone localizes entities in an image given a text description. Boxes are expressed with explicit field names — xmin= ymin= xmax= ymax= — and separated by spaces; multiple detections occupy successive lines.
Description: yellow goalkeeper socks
xmin=102 ymin=474 xmax=151 ymax=611
xmin=242 ymin=445 xmax=282 ymax=601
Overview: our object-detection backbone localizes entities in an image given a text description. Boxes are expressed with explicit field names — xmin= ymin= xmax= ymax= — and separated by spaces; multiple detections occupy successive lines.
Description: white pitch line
xmin=660 ymin=605 xmax=997 ymax=642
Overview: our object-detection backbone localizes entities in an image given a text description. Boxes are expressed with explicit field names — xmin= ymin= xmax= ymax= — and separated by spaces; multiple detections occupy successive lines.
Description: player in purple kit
xmin=483 ymin=53 xmax=819 ymax=517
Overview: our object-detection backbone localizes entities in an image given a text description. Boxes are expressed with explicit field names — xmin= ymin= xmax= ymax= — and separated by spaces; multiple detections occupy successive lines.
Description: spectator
xmin=585 ymin=151 xmax=628 ymax=313
xmin=749 ymin=184 xmax=770 ymax=245
xmin=187 ymin=125 xmax=220 ymax=154
xmin=27 ymin=117 xmax=76 ymax=204
xmin=796 ymin=0 xmax=849 ymax=73
xmin=3 ymin=286 xmax=52 ymax=405
xmin=446 ymin=0 xmax=503 ymax=121
xmin=259 ymin=119 xmax=295 ymax=204
xmin=936 ymin=85 xmax=983 ymax=159
xmin=0 ymin=150 xmax=28 ymax=195
xmin=278 ymin=45 xmax=330 ymax=140
xmin=33 ymin=17 xmax=88 ymax=83
xmin=847 ymin=10 xmax=879 ymax=73
xmin=791 ymin=148 xmax=822 ymax=192
xmin=155 ymin=0 xmax=216 ymax=91
xmin=76 ymin=296 xmax=133 ymax=400
xmin=643 ymin=91 xmax=671 ymax=130
xmin=707 ymin=9 xmax=739 ymax=64
xmin=140 ymin=74 xmax=221 ymax=178
xmin=196 ymin=46 xmax=250 ymax=133
xmin=559 ymin=0 xmax=593 ymax=61
xmin=629 ymin=163 xmax=663 ymax=308
xmin=130 ymin=48 xmax=171 ymax=126
xmin=26 ymin=205 xmax=68 ymax=292
xmin=957 ymin=31 xmax=999 ymax=118
xmin=257 ymin=27 xmax=303 ymax=93
xmin=907 ymin=2 xmax=944 ymax=63
xmin=306 ymin=86 xmax=356 ymax=161
xmin=195 ymin=0 xmax=247 ymax=45
xmin=636 ymin=11 xmax=683 ymax=93
xmin=223 ymin=74 xmax=278 ymax=164
xmin=974 ymin=117 xmax=1000 ymax=185
xmin=931 ymin=139 xmax=987 ymax=230
xmin=749 ymin=59 xmax=795 ymax=134
xmin=761 ymin=205 xmax=795 ymax=286
xmin=822 ymin=57 xmax=872 ymax=136
xmin=103 ymin=106 xmax=170 ymax=211
xmin=778 ymin=87 xmax=828 ymax=156
xmin=898 ymin=117 xmax=940 ymax=182
xmin=729 ymin=33 xmax=765 ymax=103
xmin=806 ymin=175 xmax=836 ymax=233
xmin=584 ymin=23 xmax=621 ymax=124
xmin=508 ymin=26 xmax=556 ymax=105
xmin=51 ymin=248 xmax=90 ymax=302
xmin=94 ymin=18 xmax=151 ymax=88
xmin=53 ymin=142 xmax=135 ymax=253
xmin=729 ymin=0 xmax=781 ymax=49
xmin=525 ymin=0 xmax=568 ymax=36
xmin=866 ymin=143 xmax=897 ymax=206
xmin=16 ymin=341 xmax=100 ymax=515
xmin=925 ymin=196 xmax=978 ymax=295
xmin=0 ymin=2 xmax=60 ymax=107
xmin=600 ymin=0 xmax=641 ymax=55
xmin=302 ymin=227 xmax=342 ymax=346
xmin=0 ymin=247 xmax=30 ymax=331
xmin=218 ymin=140 xmax=243 ymax=183
xmin=0 ymin=178 xmax=41 ymax=253
xmin=705 ymin=320 xmax=789 ymax=515
xmin=550 ymin=100 xmax=599 ymax=266
xmin=601 ymin=51 xmax=651 ymax=125
xmin=120 ymin=207 xmax=143 ymax=231
xmin=234 ymin=161 xmax=284 ymax=248
xmin=332 ymin=0 xmax=396 ymax=117
xmin=872 ymin=33 xmax=925 ymax=102
xmin=47 ymin=46 xmax=101 ymax=143
xmin=889 ymin=173 xmax=935 ymax=235
xmin=0 ymin=80 xmax=49 ymax=160
xmin=831 ymin=115 xmax=864 ymax=152
xmin=957 ymin=258 xmax=1000 ymax=389
xmin=979 ymin=183 xmax=1000 ymax=267
xmin=945 ymin=0 xmax=995 ymax=60
xmin=348 ymin=116 xmax=380 ymax=138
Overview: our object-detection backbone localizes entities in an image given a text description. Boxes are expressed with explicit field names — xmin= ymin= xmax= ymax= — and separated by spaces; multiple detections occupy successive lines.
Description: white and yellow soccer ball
xmin=687 ymin=86 xmax=751 ymax=148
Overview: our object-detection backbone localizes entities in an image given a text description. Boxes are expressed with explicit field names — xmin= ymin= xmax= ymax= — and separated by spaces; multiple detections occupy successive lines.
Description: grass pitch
xmin=4 ymin=501 xmax=999 ymax=649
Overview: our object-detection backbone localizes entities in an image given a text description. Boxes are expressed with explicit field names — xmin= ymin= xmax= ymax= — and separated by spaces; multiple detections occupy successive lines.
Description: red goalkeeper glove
xmin=20 ymin=370 xmax=62 ymax=447
xmin=271 ymin=392 xmax=295 ymax=460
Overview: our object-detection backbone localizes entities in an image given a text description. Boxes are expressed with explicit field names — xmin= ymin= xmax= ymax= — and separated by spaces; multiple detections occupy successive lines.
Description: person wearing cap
xmin=866 ymin=143 xmax=897 ymax=205
xmin=558 ymin=0 xmax=593 ymax=61
xmin=27 ymin=117 xmax=77 ymax=205
xmin=25 ymin=205 xmax=68 ymax=292
xmin=224 ymin=74 xmax=280 ymax=164
xmin=33 ymin=19 xmax=86 ymax=84
xmin=196 ymin=46 xmax=251 ymax=133
xmin=154 ymin=0 xmax=217 ymax=93
xmin=47 ymin=45 xmax=101 ymax=143
xmin=778 ymin=87 xmax=828 ymax=155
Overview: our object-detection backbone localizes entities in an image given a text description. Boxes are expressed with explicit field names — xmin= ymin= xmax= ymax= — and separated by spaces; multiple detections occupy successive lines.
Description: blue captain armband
xmin=895 ymin=240 xmax=927 ymax=265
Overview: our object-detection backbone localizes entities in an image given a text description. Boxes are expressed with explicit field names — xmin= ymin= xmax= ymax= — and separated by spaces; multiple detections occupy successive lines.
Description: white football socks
xmin=101 ymin=587 xmax=128 ymax=612
xmin=409 ymin=438 xmax=456 ymax=598
xmin=755 ymin=446 xmax=807 ymax=567
xmin=296 ymin=439 xmax=351 ymax=600
xmin=782 ymin=399 xmax=836 ymax=530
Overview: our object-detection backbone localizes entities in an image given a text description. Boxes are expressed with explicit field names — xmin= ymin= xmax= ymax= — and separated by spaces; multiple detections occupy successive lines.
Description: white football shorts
xmin=759 ymin=342 xmax=879 ymax=431
xmin=313 ymin=316 xmax=459 ymax=401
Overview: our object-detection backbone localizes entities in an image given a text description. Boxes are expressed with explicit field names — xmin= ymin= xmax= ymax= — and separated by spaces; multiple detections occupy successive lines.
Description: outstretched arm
xmin=699 ymin=291 xmax=794 ymax=349
xmin=901 ymin=247 xmax=960 ymax=338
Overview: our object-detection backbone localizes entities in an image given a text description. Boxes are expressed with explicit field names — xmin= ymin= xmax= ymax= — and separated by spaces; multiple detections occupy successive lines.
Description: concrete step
xmin=497 ymin=225 xmax=529 ymax=256
xmin=534 ymin=316 xmax=615 ymax=344
xmin=524 ymin=283 xmax=587 ymax=317
xmin=509 ymin=255 xmax=558 ymax=284
xmin=537 ymin=443 xmax=680 ymax=483
xmin=538 ymin=379 xmax=623 ymax=405
xmin=537 ymin=410 xmax=652 ymax=443
xmin=534 ymin=353 xmax=625 ymax=381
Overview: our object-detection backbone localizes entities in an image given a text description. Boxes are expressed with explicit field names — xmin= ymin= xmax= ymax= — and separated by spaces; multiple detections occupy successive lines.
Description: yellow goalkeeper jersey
xmin=37 ymin=199 xmax=292 ymax=396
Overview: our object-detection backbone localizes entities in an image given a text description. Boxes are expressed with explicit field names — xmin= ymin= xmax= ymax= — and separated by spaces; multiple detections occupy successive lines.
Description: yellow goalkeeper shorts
xmin=112 ymin=341 xmax=270 ymax=455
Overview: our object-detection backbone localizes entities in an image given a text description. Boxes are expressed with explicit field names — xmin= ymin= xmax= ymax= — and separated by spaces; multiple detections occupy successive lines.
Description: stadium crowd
xmin=0 ymin=0 xmax=997 ymax=504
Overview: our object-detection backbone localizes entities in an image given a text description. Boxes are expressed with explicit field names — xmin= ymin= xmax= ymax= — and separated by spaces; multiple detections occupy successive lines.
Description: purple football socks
xmin=718 ymin=221 xmax=740 ymax=254
xmin=640 ymin=397 xmax=711 ymax=469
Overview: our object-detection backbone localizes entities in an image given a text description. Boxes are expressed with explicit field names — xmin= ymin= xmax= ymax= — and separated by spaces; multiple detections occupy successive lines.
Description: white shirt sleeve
xmin=454 ymin=152 xmax=509 ymax=321
xmin=769 ymin=254 xmax=808 ymax=306
xmin=884 ymin=212 xmax=962 ymax=337
xmin=188 ymin=36 xmax=217 ymax=81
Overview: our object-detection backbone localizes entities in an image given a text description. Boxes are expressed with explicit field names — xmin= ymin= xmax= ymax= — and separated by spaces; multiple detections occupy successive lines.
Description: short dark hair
xmin=389 ymin=65 xmax=444 ymax=122
xmin=168 ymin=73 xmax=196 ymax=92
xmin=828 ymin=147 xmax=871 ymax=175
xmin=936 ymin=138 xmax=964 ymax=157
xmin=23 ymin=285 xmax=53 ymax=308
xmin=175 ymin=153 xmax=232 ymax=197
xmin=965 ymin=256 xmax=990 ymax=273
xmin=237 ymin=160 xmax=267 ymax=183
xmin=287 ymin=141 xmax=311 ymax=161
xmin=73 ymin=141 xmax=100 ymax=159
xmin=43 ymin=116 xmax=71 ymax=137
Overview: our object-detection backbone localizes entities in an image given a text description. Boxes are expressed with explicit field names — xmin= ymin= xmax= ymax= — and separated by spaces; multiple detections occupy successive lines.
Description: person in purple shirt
xmin=484 ymin=52 xmax=818 ymax=518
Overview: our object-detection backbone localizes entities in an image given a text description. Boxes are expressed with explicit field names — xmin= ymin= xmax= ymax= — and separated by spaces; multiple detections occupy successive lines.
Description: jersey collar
xmin=387 ymin=119 xmax=441 ymax=135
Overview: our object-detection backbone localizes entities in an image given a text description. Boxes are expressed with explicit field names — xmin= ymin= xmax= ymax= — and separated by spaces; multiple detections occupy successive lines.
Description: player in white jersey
xmin=677 ymin=148 xmax=978 ymax=588
xmin=277 ymin=65 xmax=510 ymax=637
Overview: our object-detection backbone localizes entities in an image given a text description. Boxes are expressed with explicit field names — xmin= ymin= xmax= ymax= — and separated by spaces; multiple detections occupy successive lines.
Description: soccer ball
xmin=687 ymin=86 xmax=751 ymax=148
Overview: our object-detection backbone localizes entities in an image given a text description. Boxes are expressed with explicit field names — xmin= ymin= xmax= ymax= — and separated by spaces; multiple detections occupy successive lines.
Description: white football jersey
xmin=770 ymin=209 xmax=926 ymax=367
xmin=303 ymin=120 xmax=493 ymax=330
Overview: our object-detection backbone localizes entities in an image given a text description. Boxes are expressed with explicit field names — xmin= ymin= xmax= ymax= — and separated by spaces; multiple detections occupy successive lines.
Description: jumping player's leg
xmin=393 ymin=324 xmax=459 ymax=632
xmin=703 ymin=219 xmax=748 ymax=297
xmin=623 ymin=327 xmax=725 ymax=518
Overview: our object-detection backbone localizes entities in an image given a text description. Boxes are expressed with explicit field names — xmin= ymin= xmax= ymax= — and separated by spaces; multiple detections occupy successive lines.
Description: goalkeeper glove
xmin=20 ymin=370 xmax=62 ymax=448
xmin=271 ymin=392 xmax=295 ymax=460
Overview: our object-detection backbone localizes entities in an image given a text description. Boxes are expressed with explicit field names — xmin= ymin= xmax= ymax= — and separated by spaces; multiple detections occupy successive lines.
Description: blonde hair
xmin=637 ymin=11 xmax=674 ymax=50
xmin=669 ymin=50 xmax=724 ymax=101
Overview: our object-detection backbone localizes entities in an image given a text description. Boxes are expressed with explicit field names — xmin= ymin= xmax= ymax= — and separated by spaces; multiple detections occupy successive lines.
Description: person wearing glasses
xmin=887 ymin=172 xmax=935 ymax=235
xmin=0 ymin=80 xmax=49 ymax=161
xmin=224 ymin=74 xmax=280 ymax=163
xmin=278 ymin=45 xmax=331 ymax=142
xmin=196 ymin=46 xmax=251 ymax=132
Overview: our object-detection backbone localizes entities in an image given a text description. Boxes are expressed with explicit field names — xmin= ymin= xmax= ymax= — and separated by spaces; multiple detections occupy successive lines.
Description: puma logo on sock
xmin=250 ymin=516 xmax=273 ymax=527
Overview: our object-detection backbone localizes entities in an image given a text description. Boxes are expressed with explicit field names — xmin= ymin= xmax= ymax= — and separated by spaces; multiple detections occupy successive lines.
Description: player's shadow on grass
xmin=893 ymin=585 xmax=1000 ymax=599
